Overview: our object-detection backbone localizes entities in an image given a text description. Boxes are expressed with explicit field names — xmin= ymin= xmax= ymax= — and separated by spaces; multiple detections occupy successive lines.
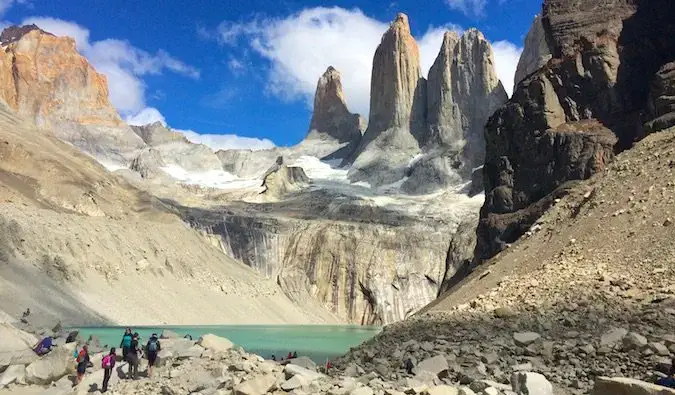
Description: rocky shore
xmin=2 ymin=316 xmax=674 ymax=395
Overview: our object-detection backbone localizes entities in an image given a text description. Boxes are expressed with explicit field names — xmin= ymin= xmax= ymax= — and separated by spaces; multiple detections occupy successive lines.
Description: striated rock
xmin=347 ymin=13 xmax=426 ymax=186
xmin=514 ymin=15 xmax=552 ymax=89
xmin=305 ymin=66 xmax=364 ymax=159
xmin=0 ymin=25 xmax=144 ymax=163
xmin=130 ymin=148 xmax=166 ymax=179
xmin=476 ymin=0 xmax=675 ymax=263
xmin=260 ymin=162 xmax=309 ymax=199
xmin=645 ymin=62 xmax=675 ymax=133
xmin=592 ymin=376 xmax=675 ymax=395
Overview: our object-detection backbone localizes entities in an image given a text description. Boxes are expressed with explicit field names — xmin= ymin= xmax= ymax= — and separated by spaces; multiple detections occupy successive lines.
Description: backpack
xmin=101 ymin=355 xmax=113 ymax=369
xmin=76 ymin=350 xmax=86 ymax=363
xmin=147 ymin=340 xmax=158 ymax=352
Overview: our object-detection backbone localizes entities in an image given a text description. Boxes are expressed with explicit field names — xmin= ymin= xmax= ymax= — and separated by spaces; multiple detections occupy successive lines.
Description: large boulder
xmin=160 ymin=329 xmax=181 ymax=339
xmin=288 ymin=356 xmax=317 ymax=371
xmin=0 ymin=324 xmax=39 ymax=369
xmin=511 ymin=372 xmax=553 ymax=395
xmin=0 ymin=364 xmax=26 ymax=388
xmin=284 ymin=364 xmax=325 ymax=381
xmin=233 ymin=373 xmax=278 ymax=395
xmin=592 ymin=377 xmax=675 ymax=395
xmin=25 ymin=343 xmax=76 ymax=385
xmin=198 ymin=334 xmax=234 ymax=353
xmin=414 ymin=355 xmax=450 ymax=379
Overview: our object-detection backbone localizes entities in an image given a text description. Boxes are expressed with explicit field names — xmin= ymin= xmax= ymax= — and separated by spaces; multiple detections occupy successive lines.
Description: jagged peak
xmin=0 ymin=25 xmax=53 ymax=46
xmin=460 ymin=28 xmax=488 ymax=43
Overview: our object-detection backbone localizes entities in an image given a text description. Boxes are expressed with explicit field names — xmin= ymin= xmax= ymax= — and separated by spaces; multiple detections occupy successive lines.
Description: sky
xmin=0 ymin=0 xmax=541 ymax=150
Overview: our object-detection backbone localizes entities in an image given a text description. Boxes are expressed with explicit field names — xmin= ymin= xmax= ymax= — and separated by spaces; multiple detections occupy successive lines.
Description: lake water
xmin=76 ymin=325 xmax=380 ymax=363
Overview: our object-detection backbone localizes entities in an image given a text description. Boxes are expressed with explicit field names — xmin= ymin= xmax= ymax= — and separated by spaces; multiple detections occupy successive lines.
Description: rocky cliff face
xmin=179 ymin=193 xmax=479 ymax=325
xmin=403 ymin=29 xmax=508 ymax=194
xmin=0 ymin=25 xmax=144 ymax=163
xmin=347 ymin=13 xmax=427 ymax=186
xmin=305 ymin=67 xmax=364 ymax=159
xmin=476 ymin=0 xmax=675 ymax=262
xmin=513 ymin=15 xmax=552 ymax=89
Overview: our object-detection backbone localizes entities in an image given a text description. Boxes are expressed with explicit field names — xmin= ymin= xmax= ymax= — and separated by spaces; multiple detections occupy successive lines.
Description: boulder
xmin=161 ymin=338 xmax=203 ymax=359
xmin=284 ymin=364 xmax=325 ymax=381
xmin=424 ymin=385 xmax=460 ymax=395
xmin=156 ymin=349 xmax=173 ymax=367
xmin=25 ymin=343 xmax=76 ymax=385
xmin=198 ymin=334 xmax=234 ymax=353
xmin=592 ymin=376 xmax=675 ymax=395
xmin=0 ymin=364 xmax=26 ymax=388
xmin=601 ymin=328 xmax=629 ymax=348
xmin=350 ymin=387 xmax=374 ymax=395
xmin=623 ymin=332 xmax=648 ymax=350
xmin=289 ymin=356 xmax=317 ymax=371
xmin=0 ymin=323 xmax=39 ymax=369
xmin=281 ymin=374 xmax=311 ymax=391
xmin=513 ymin=332 xmax=541 ymax=347
xmin=414 ymin=355 xmax=449 ymax=378
xmin=510 ymin=372 xmax=553 ymax=395
xmin=233 ymin=373 xmax=278 ymax=395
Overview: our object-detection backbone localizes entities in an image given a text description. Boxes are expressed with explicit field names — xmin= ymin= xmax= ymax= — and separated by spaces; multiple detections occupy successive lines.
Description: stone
xmin=0 ymin=324 xmax=39 ymax=369
xmin=0 ymin=364 xmax=26 ymax=388
xmin=510 ymin=372 xmax=553 ymax=395
xmin=513 ymin=332 xmax=541 ymax=347
xmin=424 ymin=385 xmax=459 ymax=395
xmin=198 ymin=334 xmax=234 ymax=353
xmin=289 ymin=356 xmax=318 ymax=371
xmin=25 ymin=343 xmax=76 ymax=385
xmin=284 ymin=364 xmax=325 ymax=381
xmin=623 ymin=332 xmax=648 ymax=350
xmin=592 ymin=376 xmax=675 ymax=395
xmin=281 ymin=374 xmax=311 ymax=391
xmin=261 ymin=164 xmax=309 ymax=199
xmin=458 ymin=388 xmax=477 ymax=395
xmin=514 ymin=15 xmax=552 ymax=89
xmin=482 ymin=388 xmax=499 ymax=395
xmin=649 ymin=343 xmax=671 ymax=356
xmin=350 ymin=387 xmax=374 ymax=395
xmin=156 ymin=349 xmax=173 ymax=367
xmin=414 ymin=355 xmax=449 ymax=378
xmin=600 ymin=328 xmax=629 ymax=348
xmin=233 ymin=374 xmax=278 ymax=395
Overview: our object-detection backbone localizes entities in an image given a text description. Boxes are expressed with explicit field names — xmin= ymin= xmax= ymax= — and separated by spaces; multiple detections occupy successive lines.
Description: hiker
xmin=404 ymin=358 xmax=414 ymax=375
xmin=184 ymin=334 xmax=193 ymax=341
xmin=75 ymin=345 xmax=90 ymax=385
xmin=271 ymin=354 xmax=276 ymax=361
xmin=326 ymin=360 xmax=333 ymax=371
xmin=287 ymin=352 xmax=293 ymax=360
xmin=292 ymin=351 xmax=298 ymax=358
xmin=657 ymin=359 xmax=675 ymax=389
xmin=101 ymin=348 xmax=116 ymax=393
xmin=126 ymin=333 xmax=141 ymax=379
xmin=120 ymin=328 xmax=132 ymax=362
xmin=146 ymin=333 xmax=161 ymax=378
xmin=33 ymin=336 xmax=53 ymax=356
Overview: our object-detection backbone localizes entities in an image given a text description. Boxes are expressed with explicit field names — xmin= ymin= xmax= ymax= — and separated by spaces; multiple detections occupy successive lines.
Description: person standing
xmin=127 ymin=333 xmax=141 ymax=380
xmin=75 ymin=345 xmax=90 ymax=385
xmin=145 ymin=334 xmax=161 ymax=378
xmin=119 ymin=328 xmax=132 ymax=362
xmin=101 ymin=348 xmax=116 ymax=393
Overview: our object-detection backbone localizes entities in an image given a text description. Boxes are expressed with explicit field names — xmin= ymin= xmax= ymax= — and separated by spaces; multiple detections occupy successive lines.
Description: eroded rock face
xmin=347 ymin=13 xmax=426 ymax=186
xmin=260 ymin=162 xmax=309 ymax=199
xmin=513 ymin=15 xmax=552 ymax=89
xmin=476 ymin=0 xmax=675 ymax=262
xmin=305 ymin=66 xmax=364 ymax=159
xmin=0 ymin=25 xmax=144 ymax=162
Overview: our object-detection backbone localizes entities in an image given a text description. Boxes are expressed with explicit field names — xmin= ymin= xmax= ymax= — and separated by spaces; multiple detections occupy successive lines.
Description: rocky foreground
xmin=1 ymin=319 xmax=674 ymax=395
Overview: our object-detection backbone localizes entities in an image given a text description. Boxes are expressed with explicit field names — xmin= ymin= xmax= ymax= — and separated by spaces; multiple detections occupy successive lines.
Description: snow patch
xmin=98 ymin=160 xmax=127 ymax=172
xmin=160 ymin=164 xmax=261 ymax=190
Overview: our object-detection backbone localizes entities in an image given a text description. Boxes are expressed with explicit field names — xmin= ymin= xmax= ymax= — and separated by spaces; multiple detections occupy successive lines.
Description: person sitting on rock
xmin=101 ymin=347 xmax=116 ymax=393
xmin=657 ymin=360 xmax=675 ymax=389
xmin=75 ymin=345 xmax=90 ymax=385
xmin=287 ymin=352 xmax=293 ymax=360
xmin=33 ymin=336 xmax=53 ymax=356
xmin=271 ymin=354 xmax=276 ymax=361
xmin=292 ymin=351 xmax=298 ymax=358
xmin=145 ymin=333 xmax=161 ymax=378
xmin=119 ymin=328 xmax=132 ymax=362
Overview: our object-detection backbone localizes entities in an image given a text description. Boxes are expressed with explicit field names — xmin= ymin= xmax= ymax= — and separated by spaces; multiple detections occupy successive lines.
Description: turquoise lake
xmin=76 ymin=325 xmax=380 ymax=363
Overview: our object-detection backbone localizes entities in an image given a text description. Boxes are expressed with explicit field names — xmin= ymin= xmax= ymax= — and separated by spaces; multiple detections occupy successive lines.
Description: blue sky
xmin=1 ymin=0 xmax=540 ymax=150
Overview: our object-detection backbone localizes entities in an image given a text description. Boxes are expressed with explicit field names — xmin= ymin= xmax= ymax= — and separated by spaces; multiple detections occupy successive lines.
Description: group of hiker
xmin=71 ymin=328 xmax=162 ymax=393
xmin=270 ymin=351 xmax=298 ymax=361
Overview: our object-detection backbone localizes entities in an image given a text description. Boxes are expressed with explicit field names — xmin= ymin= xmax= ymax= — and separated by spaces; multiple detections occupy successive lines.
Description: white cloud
xmin=491 ymin=40 xmax=522 ymax=97
xmin=227 ymin=58 xmax=246 ymax=75
xmin=22 ymin=17 xmax=199 ymax=118
xmin=178 ymin=129 xmax=276 ymax=151
xmin=445 ymin=0 xmax=488 ymax=17
xmin=212 ymin=7 xmax=520 ymax=115
xmin=125 ymin=107 xmax=166 ymax=126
